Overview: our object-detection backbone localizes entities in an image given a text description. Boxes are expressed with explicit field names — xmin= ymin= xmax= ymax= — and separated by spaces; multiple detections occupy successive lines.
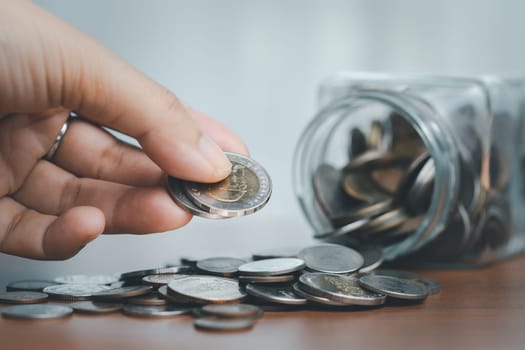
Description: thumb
xmin=0 ymin=0 xmax=231 ymax=183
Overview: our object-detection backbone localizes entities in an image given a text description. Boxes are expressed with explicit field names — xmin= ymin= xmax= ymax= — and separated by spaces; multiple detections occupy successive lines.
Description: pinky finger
xmin=0 ymin=197 xmax=105 ymax=260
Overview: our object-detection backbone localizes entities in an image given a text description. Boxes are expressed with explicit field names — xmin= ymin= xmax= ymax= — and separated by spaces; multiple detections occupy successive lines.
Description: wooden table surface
xmin=1 ymin=256 xmax=524 ymax=350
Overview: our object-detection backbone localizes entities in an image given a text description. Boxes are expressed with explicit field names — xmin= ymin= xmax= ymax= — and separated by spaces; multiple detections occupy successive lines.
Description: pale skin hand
xmin=0 ymin=0 xmax=248 ymax=260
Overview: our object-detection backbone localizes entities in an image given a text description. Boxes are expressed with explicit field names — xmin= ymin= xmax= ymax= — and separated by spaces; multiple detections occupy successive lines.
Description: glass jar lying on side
xmin=293 ymin=73 xmax=525 ymax=266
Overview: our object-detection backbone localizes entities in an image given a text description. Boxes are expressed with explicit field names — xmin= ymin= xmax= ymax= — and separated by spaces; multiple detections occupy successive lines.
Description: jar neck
xmin=293 ymin=90 xmax=461 ymax=260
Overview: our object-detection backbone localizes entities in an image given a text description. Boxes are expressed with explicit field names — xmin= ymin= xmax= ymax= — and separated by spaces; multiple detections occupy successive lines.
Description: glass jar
xmin=293 ymin=73 xmax=525 ymax=266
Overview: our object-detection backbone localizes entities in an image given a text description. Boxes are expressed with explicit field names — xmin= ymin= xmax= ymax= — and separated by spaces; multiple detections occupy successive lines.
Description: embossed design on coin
xmin=299 ymin=273 xmax=386 ymax=306
xmin=183 ymin=152 xmax=272 ymax=217
xmin=167 ymin=276 xmax=246 ymax=304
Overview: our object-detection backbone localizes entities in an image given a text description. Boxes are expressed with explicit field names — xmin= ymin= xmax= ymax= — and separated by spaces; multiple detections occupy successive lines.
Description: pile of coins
xmin=312 ymin=113 xmax=511 ymax=261
xmin=0 ymin=243 xmax=440 ymax=331
xmin=167 ymin=152 xmax=272 ymax=219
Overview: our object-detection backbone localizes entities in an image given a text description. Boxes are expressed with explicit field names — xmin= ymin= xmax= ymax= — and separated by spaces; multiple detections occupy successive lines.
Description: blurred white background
xmin=2 ymin=0 xmax=525 ymax=284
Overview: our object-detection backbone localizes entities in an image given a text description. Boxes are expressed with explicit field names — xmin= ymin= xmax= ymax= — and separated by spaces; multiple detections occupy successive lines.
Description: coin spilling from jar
xmin=312 ymin=112 xmax=511 ymax=262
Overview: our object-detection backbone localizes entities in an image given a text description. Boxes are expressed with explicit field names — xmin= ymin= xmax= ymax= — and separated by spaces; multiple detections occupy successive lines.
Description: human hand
xmin=0 ymin=0 xmax=248 ymax=260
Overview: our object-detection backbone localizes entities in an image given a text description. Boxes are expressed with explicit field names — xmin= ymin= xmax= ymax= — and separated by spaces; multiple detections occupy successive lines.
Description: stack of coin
xmin=1 ymin=243 xmax=440 ymax=332
xmin=167 ymin=152 xmax=272 ymax=219
xmin=312 ymin=112 xmax=511 ymax=262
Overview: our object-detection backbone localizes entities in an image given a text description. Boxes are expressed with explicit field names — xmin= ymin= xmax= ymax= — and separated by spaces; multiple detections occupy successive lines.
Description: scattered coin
xmin=416 ymin=277 xmax=441 ymax=295
xmin=194 ymin=317 xmax=255 ymax=332
xmin=127 ymin=292 xmax=169 ymax=306
xmin=359 ymin=275 xmax=428 ymax=300
xmin=358 ymin=246 xmax=384 ymax=273
xmin=238 ymin=258 xmax=305 ymax=276
xmin=122 ymin=304 xmax=192 ymax=318
xmin=292 ymin=283 xmax=350 ymax=306
xmin=298 ymin=273 xmax=386 ymax=306
xmin=183 ymin=152 xmax=272 ymax=217
xmin=70 ymin=301 xmax=123 ymax=314
xmin=196 ymin=257 xmax=246 ymax=277
xmin=142 ymin=274 xmax=189 ymax=286
xmin=371 ymin=269 xmax=422 ymax=280
xmin=91 ymin=285 xmax=152 ymax=300
xmin=43 ymin=284 xmax=113 ymax=301
xmin=54 ymin=274 xmax=119 ymax=285
xmin=2 ymin=304 xmax=73 ymax=320
xmin=120 ymin=266 xmax=193 ymax=281
xmin=245 ymin=284 xmax=308 ymax=305
xmin=0 ymin=291 xmax=48 ymax=304
xmin=298 ymin=244 xmax=363 ymax=274
xmin=238 ymin=274 xmax=296 ymax=284
xmin=6 ymin=280 xmax=57 ymax=292
xmin=200 ymin=304 xmax=262 ymax=319
xmin=167 ymin=276 xmax=246 ymax=304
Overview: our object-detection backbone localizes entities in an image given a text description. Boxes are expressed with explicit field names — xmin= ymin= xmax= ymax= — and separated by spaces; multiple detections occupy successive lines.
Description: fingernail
xmin=199 ymin=134 xmax=232 ymax=179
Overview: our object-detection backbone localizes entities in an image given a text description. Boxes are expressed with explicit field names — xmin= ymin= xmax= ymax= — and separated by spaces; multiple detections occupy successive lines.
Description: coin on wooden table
xmin=122 ymin=304 xmax=192 ymax=318
xmin=238 ymin=274 xmax=296 ymax=284
xmin=298 ymin=273 xmax=386 ymax=306
xmin=238 ymin=258 xmax=305 ymax=276
xmin=54 ymin=274 xmax=119 ymax=285
xmin=0 ymin=291 xmax=48 ymax=304
xmin=43 ymin=284 xmax=112 ymax=301
xmin=291 ymin=283 xmax=350 ymax=306
xmin=201 ymin=304 xmax=262 ymax=319
xmin=127 ymin=292 xmax=169 ymax=306
xmin=91 ymin=285 xmax=152 ymax=300
xmin=70 ymin=301 xmax=123 ymax=314
xmin=6 ymin=280 xmax=57 ymax=292
xmin=167 ymin=176 xmax=228 ymax=219
xmin=2 ymin=304 xmax=73 ymax=320
xmin=370 ymin=270 xmax=440 ymax=295
xmin=245 ymin=284 xmax=308 ymax=305
xmin=167 ymin=276 xmax=246 ymax=304
xmin=359 ymin=275 xmax=428 ymax=300
xmin=183 ymin=152 xmax=272 ymax=217
xmin=194 ymin=317 xmax=255 ymax=332
xmin=157 ymin=285 xmax=195 ymax=304
xmin=196 ymin=257 xmax=246 ymax=277
xmin=298 ymin=244 xmax=363 ymax=274
xmin=142 ymin=274 xmax=189 ymax=286
xmin=120 ymin=266 xmax=193 ymax=281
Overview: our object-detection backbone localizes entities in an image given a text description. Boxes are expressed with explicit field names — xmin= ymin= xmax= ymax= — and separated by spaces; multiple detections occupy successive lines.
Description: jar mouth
xmin=293 ymin=90 xmax=460 ymax=260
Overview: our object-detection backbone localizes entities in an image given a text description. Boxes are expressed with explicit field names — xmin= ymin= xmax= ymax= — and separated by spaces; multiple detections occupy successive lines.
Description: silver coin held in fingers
xmin=182 ymin=152 xmax=272 ymax=217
